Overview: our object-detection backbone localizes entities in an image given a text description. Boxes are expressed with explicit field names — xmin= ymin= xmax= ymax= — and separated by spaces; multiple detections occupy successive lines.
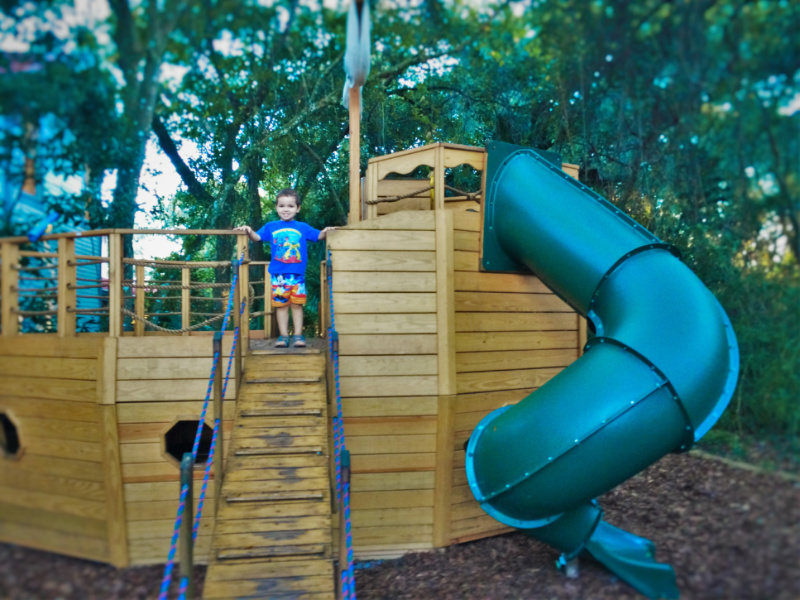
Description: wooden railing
xmin=0 ymin=229 xmax=275 ymax=339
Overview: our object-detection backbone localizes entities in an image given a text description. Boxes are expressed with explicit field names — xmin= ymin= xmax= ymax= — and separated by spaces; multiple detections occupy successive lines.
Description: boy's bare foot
xmin=293 ymin=335 xmax=306 ymax=348
xmin=275 ymin=336 xmax=289 ymax=348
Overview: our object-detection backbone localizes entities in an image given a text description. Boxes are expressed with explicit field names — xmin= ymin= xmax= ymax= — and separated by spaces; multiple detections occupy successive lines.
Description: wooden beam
xmin=97 ymin=336 xmax=117 ymax=405
xmin=237 ymin=235 xmax=250 ymax=354
xmin=135 ymin=265 xmax=146 ymax=337
xmin=181 ymin=267 xmax=190 ymax=336
xmin=57 ymin=237 xmax=76 ymax=337
xmin=107 ymin=234 xmax=122 ymax=336
xmin=435 ymin=209 xmax=456 ymax=396
xmin=1 ymin=242 xmax=19 ymax=336
xmin=434 ymin=143 xmax=446 ymax=212
xmin=432 ymin=394 xmax=455 ymax=547
xmin=101 ymin=403 xmax=129 ymax=567
xmin=349 ymin=85 xmax=361 ymax=224
xmin=263 ymin=264 xmax=272 ymax=339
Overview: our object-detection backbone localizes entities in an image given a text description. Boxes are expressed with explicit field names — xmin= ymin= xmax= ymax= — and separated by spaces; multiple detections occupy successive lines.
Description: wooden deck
xmin=203 ymin=348 xmax=335 ymax=599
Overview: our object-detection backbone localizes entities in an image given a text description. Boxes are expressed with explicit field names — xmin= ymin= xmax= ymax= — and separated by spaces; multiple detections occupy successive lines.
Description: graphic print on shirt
xmin=273 ymin=228 xmax=303 ymax=264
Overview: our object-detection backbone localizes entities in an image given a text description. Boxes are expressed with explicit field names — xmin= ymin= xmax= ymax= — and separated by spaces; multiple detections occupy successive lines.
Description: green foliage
xmin=5 ymin=0 xmax=797 ymax=437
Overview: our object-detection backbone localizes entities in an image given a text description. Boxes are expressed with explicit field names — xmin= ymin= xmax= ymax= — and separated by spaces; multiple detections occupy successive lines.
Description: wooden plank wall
xmin=0 ymin=336 xmax=122 ymax=563
xmin=448 ymin=210 xmax=585 ymax=543
xmin=327 ymin=211 xmax=440 ymax=557
xmin=116 ymin=335 xmax=236 ymax=565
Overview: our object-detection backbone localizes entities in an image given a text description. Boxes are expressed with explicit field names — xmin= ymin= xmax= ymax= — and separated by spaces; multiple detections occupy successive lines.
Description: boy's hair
xmin=276 ymin=188 xmax=302 ymax=207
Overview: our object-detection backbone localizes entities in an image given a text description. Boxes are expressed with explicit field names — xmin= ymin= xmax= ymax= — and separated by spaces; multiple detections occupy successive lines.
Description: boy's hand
xmin=318 ymin=226 xmax=338 ymax=240
xmin=234 ymin=225 xmax=260 ymax=242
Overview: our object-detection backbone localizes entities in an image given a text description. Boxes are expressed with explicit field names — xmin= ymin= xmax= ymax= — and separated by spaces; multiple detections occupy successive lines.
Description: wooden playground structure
xmin=0 ymin=142 xmax=586 ymax=597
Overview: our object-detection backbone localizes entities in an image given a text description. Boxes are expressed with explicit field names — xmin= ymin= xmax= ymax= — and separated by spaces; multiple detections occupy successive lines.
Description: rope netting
xmin=122 ymin=257 xmax=260 ymax=334
xmin=328 ymin=250 xmax=356 ymax=599
xmin=157 ymin=254 xmax=244 ymax=600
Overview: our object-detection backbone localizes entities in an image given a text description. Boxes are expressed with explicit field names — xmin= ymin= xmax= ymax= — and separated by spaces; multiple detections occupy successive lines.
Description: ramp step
xmin=226 ymin=454 xmax=328 ymax=470
xmin=203 ymin=561 xmax=335 ymax=598
xmin=250 ymin=347 xmax=323 ymax=355
xmin=239 ymin=408 xmax=323 ymax=418
xmin=246 ymin=376 xmax=323 ymax=384
xmin=214 ymin=528 xmax=329 ymax=549
xmin=225 ymin=491 xmax=325 ymax=503
xmin=216 ymin=500 xmax=330 ymax=521
xmin=216 ymin=543 xmax=327 ymax=561
xmin=222 ymin=480 xmax=328 ymax=496
xmin=234 ymin=446 xmax=324 ymax=456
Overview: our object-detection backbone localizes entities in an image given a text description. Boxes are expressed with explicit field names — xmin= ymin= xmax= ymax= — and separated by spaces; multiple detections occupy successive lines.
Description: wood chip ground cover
xmin=0 ymin=453 xmax=798 ymax=599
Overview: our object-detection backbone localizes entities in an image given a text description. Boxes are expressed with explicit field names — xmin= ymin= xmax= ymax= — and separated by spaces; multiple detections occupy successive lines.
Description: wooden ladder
xmin=203 ymin=345 xmax=335 ymax=599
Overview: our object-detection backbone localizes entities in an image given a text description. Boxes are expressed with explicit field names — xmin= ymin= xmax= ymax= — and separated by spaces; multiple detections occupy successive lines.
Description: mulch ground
xmin=1 ymin=453 xmax=798 ymax=600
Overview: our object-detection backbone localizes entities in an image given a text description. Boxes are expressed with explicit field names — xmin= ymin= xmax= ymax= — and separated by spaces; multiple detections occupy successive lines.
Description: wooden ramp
xmin=203 ymin=345 xmax=335 ymax=600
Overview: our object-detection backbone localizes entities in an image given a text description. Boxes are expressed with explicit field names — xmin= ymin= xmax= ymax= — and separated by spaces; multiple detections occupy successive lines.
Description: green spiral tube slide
xmin=464 ymin=141 xmax=739 ymax=599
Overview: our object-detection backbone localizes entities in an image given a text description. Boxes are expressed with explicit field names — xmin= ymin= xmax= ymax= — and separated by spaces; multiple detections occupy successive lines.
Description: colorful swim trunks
xmin=271 ymin=274 xmax=307 ymax=307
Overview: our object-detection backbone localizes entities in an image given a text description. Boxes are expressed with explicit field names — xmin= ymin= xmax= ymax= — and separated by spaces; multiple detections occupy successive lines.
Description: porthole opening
xmin=165 ymin=420 xmax=213 ymax=464
xmin=0 ymin=413 xmax=20 ymax=457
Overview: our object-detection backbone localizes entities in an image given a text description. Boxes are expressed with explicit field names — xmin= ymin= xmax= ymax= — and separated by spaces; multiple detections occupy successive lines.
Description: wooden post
xmin=232 ymin=260 xmax=242 ymax=386
xmin=433 ymin=207 xmax=456 ymax=547
xmin=97 ymin=336 xmax=129 ymax=567
xmin=57 ymin=237 xmax=76 ymax=336
xmin=348 ymin=85 xmax=361 ymax=225
xmin=264 ymin=265 xmax=273 ymax=339
xmin=432 ymin=394 xmax=455 ymax=547
xmin=135 ymin=265 xmax=146 ymax=337
xmin=337 ymin=451 xmax=351 ymax=600
xmin=179 ymin=452 xmax=195 ymax=599
xmin=182 ymin=267 xmax=191 ymax=336
xmin=434 ymin=143 xmax=445 ymax=212
xmin=236 ymin=235 xmax=250 ymax=354
xmin=365 ymin=162 xmax=379 ymax=221
xmin=1 ymin=242 xmax=20 ymax=336
xmin=435 ymin=209 xmax=456 ymax=396
xmin=212 ymin=332 xmax=224 ymax=512
xmin=107 ymin=233 xmax=123 ymax=336
xmin=319 ymin=260 xmax=328 ymax=335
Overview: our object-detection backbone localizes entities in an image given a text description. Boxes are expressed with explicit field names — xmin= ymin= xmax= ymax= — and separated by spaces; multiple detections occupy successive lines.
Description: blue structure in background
xmin=1 ymin=110 xmax=103 ymax=332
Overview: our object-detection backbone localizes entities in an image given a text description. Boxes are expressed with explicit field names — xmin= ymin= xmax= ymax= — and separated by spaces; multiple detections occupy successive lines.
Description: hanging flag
xmin=342 ymin=0 xmax=371 ymax=109
xmin=27 ymin=210 xmax=61 ymax=242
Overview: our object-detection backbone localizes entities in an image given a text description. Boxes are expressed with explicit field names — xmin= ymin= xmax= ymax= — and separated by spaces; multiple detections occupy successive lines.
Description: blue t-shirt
xmin=256 ymin=220 xmax=321 ymax=276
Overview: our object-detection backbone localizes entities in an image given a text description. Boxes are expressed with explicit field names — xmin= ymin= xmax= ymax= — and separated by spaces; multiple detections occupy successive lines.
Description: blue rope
xmin=157 ymin=482 xmax=190 ymax=600
xmin=158 ymin=253 xmax=244 ymax=600
xmin=328 ymin=249 xmax=356 ymax=600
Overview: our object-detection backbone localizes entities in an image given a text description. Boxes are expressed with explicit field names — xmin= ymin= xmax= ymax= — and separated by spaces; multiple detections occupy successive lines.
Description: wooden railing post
xmin=1 ymin=242 xmax=20 ymax=336
xmin=236 ymin=235 xmax=250 ymax=356
xmin=232 ymin=260 xmax=242 ymax=387
xmin=108 ymin=233 xmax=123 ymax=336
xmin=182 ymin=267 xmax=191 ymax=336
xmin=179 ymin=452 xmax=195 ymax=599
xmin=264 ymin=264 xmax=273 ymax=339
xmin=57 ymin=237 xmax=77 ymax=336
xmin=134 ymin=265 xmax=145 ymax=336
xmin=212 ymin=331 xmax=224 ymax=513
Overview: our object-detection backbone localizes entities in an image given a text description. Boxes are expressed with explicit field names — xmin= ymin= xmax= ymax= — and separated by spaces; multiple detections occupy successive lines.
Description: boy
xmin=234 ymin=189 xmax=336 ymax=348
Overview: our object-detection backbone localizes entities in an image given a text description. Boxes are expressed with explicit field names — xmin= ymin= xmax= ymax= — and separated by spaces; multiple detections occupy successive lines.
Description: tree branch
xmin=152 ymin=114 xmax=216 ymax=206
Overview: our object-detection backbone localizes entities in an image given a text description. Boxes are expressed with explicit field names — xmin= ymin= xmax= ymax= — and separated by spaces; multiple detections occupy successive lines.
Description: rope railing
xmin=157 ymin=253 xmax=244 ymax=600
xmin=327 ymin=250 xmax=356 ymax=600
xmin=366 ymin=183 xmax=481 ymax=205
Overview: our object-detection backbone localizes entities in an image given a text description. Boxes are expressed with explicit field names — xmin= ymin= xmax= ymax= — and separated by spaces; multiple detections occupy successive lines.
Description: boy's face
xmin=276 ymin=195 xmax=300 ymax=222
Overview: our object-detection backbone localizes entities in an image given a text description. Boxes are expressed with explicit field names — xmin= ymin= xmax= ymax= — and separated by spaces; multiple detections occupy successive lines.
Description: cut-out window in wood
xmin=0 ymin=413 xmax=20 ymax=457
xmin=165 ymin=420 xmax=212 ymax=464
